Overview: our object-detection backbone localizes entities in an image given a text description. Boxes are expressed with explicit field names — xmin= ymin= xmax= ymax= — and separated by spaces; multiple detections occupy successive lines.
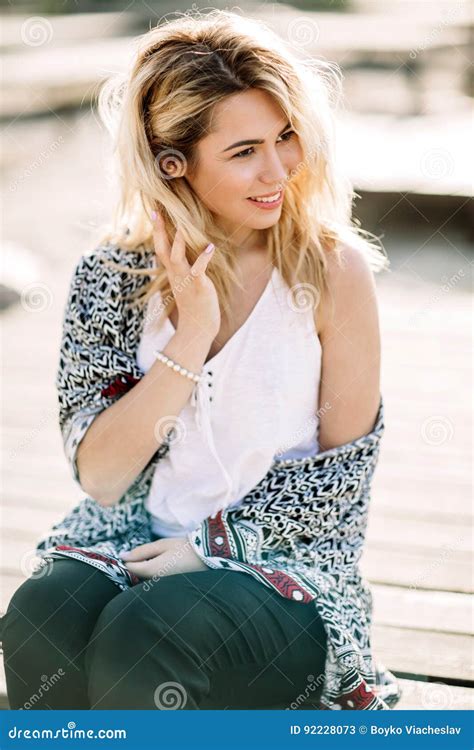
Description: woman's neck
xmin=220 ymin=225 xmax=267 ymax=258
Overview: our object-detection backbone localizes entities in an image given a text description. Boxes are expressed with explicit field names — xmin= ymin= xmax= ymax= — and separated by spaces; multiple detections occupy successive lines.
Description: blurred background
xmin=1 ymin=0 xmax=472 ymax=710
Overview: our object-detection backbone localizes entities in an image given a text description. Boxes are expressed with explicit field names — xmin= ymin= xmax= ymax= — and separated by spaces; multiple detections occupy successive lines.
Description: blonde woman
xmin=2 ymin=10 xmax=400 ymax=711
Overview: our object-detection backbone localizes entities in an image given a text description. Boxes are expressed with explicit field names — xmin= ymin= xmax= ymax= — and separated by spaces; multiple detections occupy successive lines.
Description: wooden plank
xmin=374 ymin=478 xmax=472 ymax=515
xmin=372 ymin=505 xmax=471 ymax=526
xmin=1 ymin=538 xmax=60 ymax=579
xmin=1 ymin=474 xmax=79 ymax=503
xmin=381 ymin=447 xmax=471 ymax=468
xmin=394 ymin=678 xmax=474 ymax=711
xmin=295 ymin=680 xmax=474 ymax=711
xmin=377 ymin=462 xmax=471 ymax=485
xmin=2 ymin=507 xmax=69 ymax=538
xmin=2 ymin=416 xmax=61 ymax=433
xmin=0 ymin=663 xmax=7 ymax=710
xmin=3 ymin=429 xmax=62 ymax=451
xmin=1 ymin=492 xmax=77 ymax=514
xmin=366 ymin=517 xmax=470 ymax=554
xmin=1 ymin=572 xmax=27 ymax=614
xmin=362 ymin=547 xmax=472 ymax=594
xmin=381 ymin=446 xmax=470 ymax=470
xmin=379 ymin=462 xmax=471 ymax=483
xmin=371 ymin=584 xmax=473 ymax=635
xmin=2 ymin=459 xmax=70 ymax=480
xmin=372 ymin=625 xmax=473 ymax=681
xmin=371 ymin=494 xmax=472 ymax=523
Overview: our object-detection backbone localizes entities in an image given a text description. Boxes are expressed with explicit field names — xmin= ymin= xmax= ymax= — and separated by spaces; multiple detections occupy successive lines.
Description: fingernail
xmin=204 ymin=243 xmax=215 ymax=253
xmin=151 ymin=211 xmax=157 ymax=221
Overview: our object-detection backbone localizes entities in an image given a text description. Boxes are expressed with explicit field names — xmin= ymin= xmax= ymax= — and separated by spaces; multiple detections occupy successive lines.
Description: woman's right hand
xmin=151 ymin=207 xmax=221 ymax=339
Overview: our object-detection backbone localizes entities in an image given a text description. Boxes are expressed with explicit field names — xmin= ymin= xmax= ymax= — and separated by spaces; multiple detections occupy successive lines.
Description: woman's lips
xmin=246 ymin=190 xmax=283 ymax=210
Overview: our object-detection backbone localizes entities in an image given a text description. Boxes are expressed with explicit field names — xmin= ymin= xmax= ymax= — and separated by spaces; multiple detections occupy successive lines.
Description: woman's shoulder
xmin=323 ymin=239 xmax=376 ymax=287
xmin=317 ymin=240 xmax=378 ymax=339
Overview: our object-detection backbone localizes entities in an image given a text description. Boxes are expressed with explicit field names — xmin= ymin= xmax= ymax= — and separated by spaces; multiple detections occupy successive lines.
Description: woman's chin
xmin=249 ymin=214 xmax=282 ymax=229
xmin=243 ymin=208 xmax=283 ymax=227
xmin=212 ymin=207 xmax=282 ymax=236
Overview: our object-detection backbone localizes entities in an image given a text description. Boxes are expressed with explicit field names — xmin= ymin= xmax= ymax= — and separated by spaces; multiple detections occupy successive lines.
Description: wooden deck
xmin=1 ymin=247 xmax=472 ymax=710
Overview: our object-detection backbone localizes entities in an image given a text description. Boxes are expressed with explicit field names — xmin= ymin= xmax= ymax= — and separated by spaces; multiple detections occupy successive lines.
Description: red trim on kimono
xmin=100 ymin=373 xmax=141 ymax=399
xmin=55 ymin=544 xmax=141 ymax=585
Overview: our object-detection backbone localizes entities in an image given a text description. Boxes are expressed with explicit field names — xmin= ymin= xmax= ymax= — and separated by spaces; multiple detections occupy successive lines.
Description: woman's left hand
xmin=119 ymin=537 xmax=209 ymax=580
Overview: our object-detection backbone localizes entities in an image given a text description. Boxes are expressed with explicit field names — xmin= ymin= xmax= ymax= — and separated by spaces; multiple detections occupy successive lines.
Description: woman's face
xmin=185 ymin=88 xmax=303 ymax=249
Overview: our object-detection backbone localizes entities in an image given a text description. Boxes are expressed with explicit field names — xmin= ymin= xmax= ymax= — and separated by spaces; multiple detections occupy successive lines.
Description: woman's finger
xmin=190 ymin=242 xmax=215 ymax=277
xmin=125 ymin=551 xmax=178 ymax=579
xmin=119 ymin=540 xmax=164 ymax=561
xmin=124 ymin=559 xmax=160 ymax=580
xmin=169 ymin=226 xmax=191 ymax=272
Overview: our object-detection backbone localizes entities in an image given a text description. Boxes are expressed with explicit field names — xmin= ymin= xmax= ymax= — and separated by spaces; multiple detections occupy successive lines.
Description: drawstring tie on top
xmin=190 ymin=373 xmax=234 ymax=508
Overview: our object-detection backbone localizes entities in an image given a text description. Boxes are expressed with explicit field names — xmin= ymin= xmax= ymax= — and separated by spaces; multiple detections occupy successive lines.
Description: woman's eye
xmin=234 ymin=147 xmax=254 ymax=159
xmin=233 ymin=130 xmax=296 ymax=159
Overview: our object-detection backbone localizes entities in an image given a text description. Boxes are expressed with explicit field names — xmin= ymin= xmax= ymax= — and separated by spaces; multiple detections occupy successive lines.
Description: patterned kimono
xmin=35 ymin=242 xmax=402 ymax=711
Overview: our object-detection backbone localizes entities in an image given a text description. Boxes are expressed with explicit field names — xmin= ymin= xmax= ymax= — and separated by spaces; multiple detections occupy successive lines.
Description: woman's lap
xmin=87 ymin=565 xmax=327 ymax=709
xmin=2 ymin=558 xmax=327 ymax=710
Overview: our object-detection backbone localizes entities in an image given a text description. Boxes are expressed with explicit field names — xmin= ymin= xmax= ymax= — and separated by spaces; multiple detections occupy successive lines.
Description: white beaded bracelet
xmin=153 ymin=349 xmax=202 ymax=383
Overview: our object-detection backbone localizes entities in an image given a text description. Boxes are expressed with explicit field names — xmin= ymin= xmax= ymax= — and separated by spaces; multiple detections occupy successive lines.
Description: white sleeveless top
xmin=136 ymin=267 xmax=322 ymax=537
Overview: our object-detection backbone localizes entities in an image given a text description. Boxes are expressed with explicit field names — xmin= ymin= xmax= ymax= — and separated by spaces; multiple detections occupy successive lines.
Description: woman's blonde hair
xmin=95 ymin=8 xmax=389 ymax=330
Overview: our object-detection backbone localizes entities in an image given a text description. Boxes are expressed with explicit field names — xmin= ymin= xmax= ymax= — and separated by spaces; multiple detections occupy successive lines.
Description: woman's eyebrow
xmin=221 ymin=121 xmax=291 ymax=153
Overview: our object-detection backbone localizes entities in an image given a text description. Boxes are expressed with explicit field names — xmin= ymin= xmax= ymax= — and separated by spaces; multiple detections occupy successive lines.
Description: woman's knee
xmin=94 ymin=574 xmax=206 ymax=634
xmin=2 ymin=570 xmax=62 ymax=654
xmin=2 ymin=559 xmax=118 ymax=659
xmin=84 ymin=574 xmax=204 ymax=673
xmin=84 ymin=576 xmax=212 ymax=709
xmin=86 ymin=577 xmax=181 ymax=652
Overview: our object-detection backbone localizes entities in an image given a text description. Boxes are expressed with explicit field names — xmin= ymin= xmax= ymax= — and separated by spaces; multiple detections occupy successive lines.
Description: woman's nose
xmin=259 ymin=153 xmax=288 ymax=186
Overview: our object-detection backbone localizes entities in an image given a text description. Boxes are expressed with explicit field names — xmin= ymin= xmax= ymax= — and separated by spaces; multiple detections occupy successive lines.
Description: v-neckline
xmin=163 ymin=267 xmax=277 ymax=368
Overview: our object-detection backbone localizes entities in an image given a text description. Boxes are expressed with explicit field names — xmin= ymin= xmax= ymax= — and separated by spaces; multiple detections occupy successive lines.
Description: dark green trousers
xmin=1 ymin=559 xmax=327 ymax=710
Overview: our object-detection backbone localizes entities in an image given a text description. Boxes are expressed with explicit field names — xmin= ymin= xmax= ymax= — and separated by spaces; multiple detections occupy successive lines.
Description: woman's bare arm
xmin=317 ymin=243 xmax=382 ymax=450
xmin=76 ymin=325 xmax=214 ymax=507
xmin=76 ymin=209 xmax=220 ymax=507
